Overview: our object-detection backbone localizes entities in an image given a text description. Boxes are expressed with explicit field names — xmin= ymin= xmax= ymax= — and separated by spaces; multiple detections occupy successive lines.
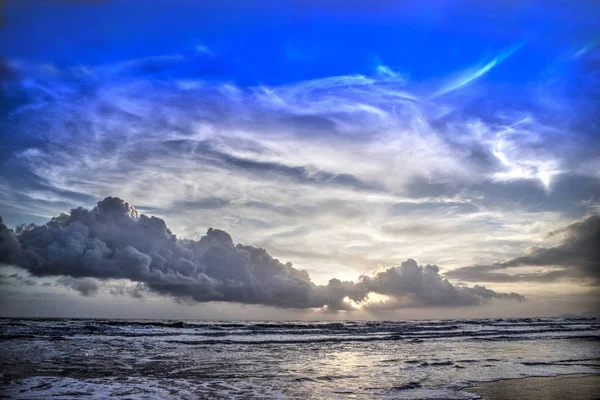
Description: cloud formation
xmin=445 ymin=214 xmax=600 ymax=285
xmin=0 ymin=33 xmax=598 ymax=283
xmin=56 ymin=276 xmax=101 ymax=297
xmin=0 ymin=197 xmax=524 ymax=310
xmin=358 ymin=260 xmax=524 ymax=309
xmin=431 ymin=41 xmax=525 ymax=98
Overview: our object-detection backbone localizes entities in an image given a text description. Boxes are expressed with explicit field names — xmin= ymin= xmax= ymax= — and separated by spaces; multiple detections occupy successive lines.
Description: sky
xmin=0 ymin=0 xmax=599 ymax=320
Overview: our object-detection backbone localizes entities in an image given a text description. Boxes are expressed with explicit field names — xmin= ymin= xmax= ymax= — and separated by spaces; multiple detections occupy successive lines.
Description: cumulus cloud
xmin=0 ymin=197 xmax=524 ymax=310
xmin=359 ymin=260 xmax=524 ymax=308
xmin=445 ymin=214 xmax=600 ymax=284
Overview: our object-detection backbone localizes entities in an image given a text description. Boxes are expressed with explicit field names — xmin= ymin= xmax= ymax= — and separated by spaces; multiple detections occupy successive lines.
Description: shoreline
xmin=464 ymin=373 xmax=600 ymax=400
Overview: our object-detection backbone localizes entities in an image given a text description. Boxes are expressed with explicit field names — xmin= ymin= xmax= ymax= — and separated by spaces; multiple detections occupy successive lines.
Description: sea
xmin=1 ymin=317 xmax=599 ymax=399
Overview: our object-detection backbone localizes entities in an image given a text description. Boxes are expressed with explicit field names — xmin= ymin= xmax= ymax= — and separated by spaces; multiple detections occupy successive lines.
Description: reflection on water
xmin=1 ymin=318 xmax=599 ymax=399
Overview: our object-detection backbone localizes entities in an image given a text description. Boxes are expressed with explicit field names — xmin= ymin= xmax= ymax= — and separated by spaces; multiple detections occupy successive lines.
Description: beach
xmin=466 ymin=374 xmax=600 ymax=400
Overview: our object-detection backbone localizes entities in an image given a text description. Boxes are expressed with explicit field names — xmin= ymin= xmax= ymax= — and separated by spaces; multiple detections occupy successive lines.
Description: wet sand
xmin=465 ymin=374 xmax=600 ymax=400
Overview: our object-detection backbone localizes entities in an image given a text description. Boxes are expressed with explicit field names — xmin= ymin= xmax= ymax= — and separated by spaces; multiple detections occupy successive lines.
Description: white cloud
xmin=0 ymin=53 xmax=596 ymax=298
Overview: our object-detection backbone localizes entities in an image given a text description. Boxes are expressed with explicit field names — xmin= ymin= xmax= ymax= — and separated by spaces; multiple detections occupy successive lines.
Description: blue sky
xmin=4 ymin=1 xmax=598 ymax=83
xmin=0 ymin=1 xmax=599 ymax=319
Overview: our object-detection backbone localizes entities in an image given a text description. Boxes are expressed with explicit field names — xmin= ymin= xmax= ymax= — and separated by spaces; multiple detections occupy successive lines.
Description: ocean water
xmin=0 ymin=317 xmax=599 ymax=399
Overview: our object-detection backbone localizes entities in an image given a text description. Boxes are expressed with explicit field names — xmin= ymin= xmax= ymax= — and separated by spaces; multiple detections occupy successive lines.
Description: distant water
xmin=1 ymin=318 xmax=599 ymax=399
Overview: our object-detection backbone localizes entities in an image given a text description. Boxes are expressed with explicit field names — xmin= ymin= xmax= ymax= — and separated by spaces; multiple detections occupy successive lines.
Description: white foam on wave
xmin=2 ymin=318 xmax=599 ymax=399
xmin=0 ymin=376 xmax=196 ymax=399
xmin=1 ymin=376 xmax=482 ymax=399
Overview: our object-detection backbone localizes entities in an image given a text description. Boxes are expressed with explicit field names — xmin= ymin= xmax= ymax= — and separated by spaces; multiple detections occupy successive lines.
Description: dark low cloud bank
xmin=446 ymin=215 xmax=600 ymax=285
xmin=0 ymin=197 xmax=524 ymax=309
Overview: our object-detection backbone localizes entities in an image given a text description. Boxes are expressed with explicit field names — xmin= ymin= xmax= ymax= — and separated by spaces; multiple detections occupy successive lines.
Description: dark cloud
xmin=358 ymin=259 xmax=524 ymax=308
xmin=445 ymin=269 xmax=570 ymax=283
xmin=446 ymin=214 xmax=600 ymax=284
xmin=0 ymin=197 xmax=523 ymax=309
xmin=57 ymin=277 xmax=100 ymax=297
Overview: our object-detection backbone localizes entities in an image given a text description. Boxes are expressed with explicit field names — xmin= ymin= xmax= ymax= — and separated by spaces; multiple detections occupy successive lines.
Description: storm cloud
xmin=445 ymin=214 xmax=600 ymax=285
xmin=359 ymin=260 xmax=524 ymax=308
xmin=0 ymin=197 xmax=524 ymax=310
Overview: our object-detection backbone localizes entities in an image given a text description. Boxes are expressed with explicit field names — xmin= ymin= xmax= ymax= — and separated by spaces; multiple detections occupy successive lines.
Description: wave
xmin=2 ymin=317 xmax=598 ymax=346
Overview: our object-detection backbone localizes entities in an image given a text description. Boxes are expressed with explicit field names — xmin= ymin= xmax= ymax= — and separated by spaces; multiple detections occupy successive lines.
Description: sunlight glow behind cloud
xmin=1 ymin=0 xmax=598 ymax=318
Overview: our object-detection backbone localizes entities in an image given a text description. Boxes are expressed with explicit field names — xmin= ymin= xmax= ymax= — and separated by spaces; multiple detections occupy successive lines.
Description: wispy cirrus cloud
xmin=1 ymin=0 xmax=599 ymax=318
xmin=0 ymin=37 xmax=598 ymax=293
xmin=431 ymin=42 xmax=526 ymax=98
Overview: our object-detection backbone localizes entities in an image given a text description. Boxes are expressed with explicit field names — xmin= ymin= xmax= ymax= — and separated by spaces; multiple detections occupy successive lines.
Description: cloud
xmin=359 ymin=259 xmax=524 ymax=308
xmin=201 ymin=144 xmax=383 ymax=192
xmin=109 ymin=282 xmax=147 ymax=299
xmin=1 ymin=43 xmax=598 ymax=291
xmin=445 ymin=214 xmax=600 ymax=284
xmin=431 ymin=42 xmax=525 ymax=98
xmin=0 ymin=271 xmax=37 ymax=287
xmin=0 ymin=197 xmax=524 ymax=310
xmin=57 ymin=276 xmax=101 ymax=297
